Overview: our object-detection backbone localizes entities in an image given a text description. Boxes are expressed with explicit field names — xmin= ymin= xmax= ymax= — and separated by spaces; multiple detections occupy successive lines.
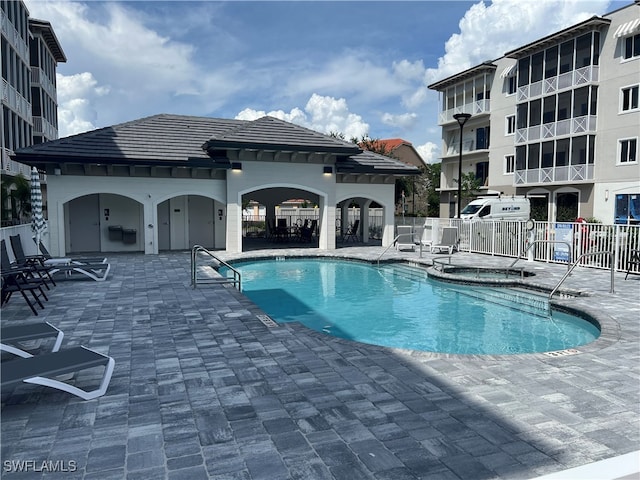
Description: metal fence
xmin=403 ymin=218 xmax=640 ymax=275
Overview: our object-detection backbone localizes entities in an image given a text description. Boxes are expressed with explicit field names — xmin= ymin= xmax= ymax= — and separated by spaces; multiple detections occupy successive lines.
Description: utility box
xmin=108 ymin=225 xmax=123 ymax=241
xmin=122 ymin=229 xmax=137 ymax=244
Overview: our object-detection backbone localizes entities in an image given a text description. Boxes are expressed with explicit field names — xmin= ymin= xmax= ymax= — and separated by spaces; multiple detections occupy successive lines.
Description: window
xmin=621 ymin=85 xmax=639 ymax=112
xmin=506 ymin=75 xmax=516 ymax=95
xmin=619 ymin=138 xmax=638 ymax=164
xmin=476 ymin=126 xmax=490 ymax=150
xmin=506 ymin=115 xmax=516 ymax=135
xmin=475 ymin=161 xmax=489 ymax=186
xmin=623 ymin=33 xmax=640 ymax=60
xmin=504 ymin=155 xmax=515 ymax=174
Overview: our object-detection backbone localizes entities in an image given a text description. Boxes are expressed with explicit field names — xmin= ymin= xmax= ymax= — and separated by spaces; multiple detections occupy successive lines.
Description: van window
xmin=478 ymin=205 xmax=491 ymax=218
xmin=461 ymin=204 xmax=483 ymax=215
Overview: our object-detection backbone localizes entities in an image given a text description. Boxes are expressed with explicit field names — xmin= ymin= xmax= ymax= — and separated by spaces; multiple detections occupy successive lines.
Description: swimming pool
xmin=223 ymin=258 xmax=600 ymax=355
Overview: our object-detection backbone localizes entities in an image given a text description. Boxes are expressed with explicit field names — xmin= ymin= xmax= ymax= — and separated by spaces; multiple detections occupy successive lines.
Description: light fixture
xmin=453 ymin=112 xmax=472 ymax=218
xmin=323 ymin=166 xmax=333 ymax=175
xmin=605 ymin=190 xmax=609 ymax=201
xmin=231 ymin=162 xmax=242 ymax=171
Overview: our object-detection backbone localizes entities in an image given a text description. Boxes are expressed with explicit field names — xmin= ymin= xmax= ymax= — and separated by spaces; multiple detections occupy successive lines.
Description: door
xmin=68 ymin=194 xmax=101 ymax=252
xmin=169 ymin=196 xmax=187 ymax=250
xmin=158 ymin=200 xmax=170 ymax=250
xmin=188 ymin=196 xmax=214 ymax=248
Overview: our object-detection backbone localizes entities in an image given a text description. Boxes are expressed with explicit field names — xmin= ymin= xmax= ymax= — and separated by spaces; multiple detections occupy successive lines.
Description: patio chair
xmin=300 ymin=219 xmax=317 ymax=243
xmin=344 ymin=220 xmax=360 ymax=243
xmin=1 ymin=346 xmax=115 ymax=400
xmin=1 ymin=322 xmax=64 ymax=358
xmin=396 ymin=225 xmax=415 ymax=251
xmin=418 ymin=224 xmax=435 ymax=250
xmin=1 ymin=271 xmax=48 ymax=316
xmin=626 ymin=249 xmax=640 ymax=280
xmin=32 ymin=237 xmax=107 ymax=265
xmin=7 ymin=236 xmax=56 ymax=287
xmin=431 ymin=227 xmax=459 ymax=254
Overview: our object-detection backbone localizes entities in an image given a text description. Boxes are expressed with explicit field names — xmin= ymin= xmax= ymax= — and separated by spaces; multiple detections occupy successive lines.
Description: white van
xmin=460 ymin=197 xmax=530 ymax=221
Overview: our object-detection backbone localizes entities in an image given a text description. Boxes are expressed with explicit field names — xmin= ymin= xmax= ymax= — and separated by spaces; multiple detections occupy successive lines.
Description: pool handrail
xmin=376 ymin=234 xmax=405 ymax=265
xmin=510 ymin=240 xmax=573 ymax=272
xmin=191 ymin=245 xmax=241 ymax=291
xmin=549 ymin=250 xmax=614 ymax=300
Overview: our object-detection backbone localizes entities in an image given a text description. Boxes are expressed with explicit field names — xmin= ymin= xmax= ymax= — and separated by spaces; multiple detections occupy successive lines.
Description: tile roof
xmin=337 ymin=150 xmax=420 ymax=175
xmin=13 ymin=114 xmax=419 ymax=175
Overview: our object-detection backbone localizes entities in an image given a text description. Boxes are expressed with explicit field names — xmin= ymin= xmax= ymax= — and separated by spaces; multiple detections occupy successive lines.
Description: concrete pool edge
xmin=220 ymin=252 xmax=618 ymax=361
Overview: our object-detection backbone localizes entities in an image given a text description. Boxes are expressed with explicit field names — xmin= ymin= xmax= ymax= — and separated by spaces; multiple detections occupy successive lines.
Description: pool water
xmin=223 ymin=258 xmax=600 ymax=355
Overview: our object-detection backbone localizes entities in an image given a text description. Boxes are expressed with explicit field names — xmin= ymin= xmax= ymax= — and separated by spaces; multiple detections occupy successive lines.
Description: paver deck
xmin=1 ymin=246 xmax=638 ymax=479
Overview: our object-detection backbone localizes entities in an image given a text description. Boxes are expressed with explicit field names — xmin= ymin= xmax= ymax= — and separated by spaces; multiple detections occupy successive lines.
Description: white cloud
xmin=56 ymin=72 xmax=109 ymax=136
xmin=25 ymin=1 xmax=245 ymax=135
xmin=236 ymin=94 xmax=369 ymax=140
xmin=416 ymin=142 xmax=440 ymax=165
xmin=381 ymin=112 xmax=418 ymax=129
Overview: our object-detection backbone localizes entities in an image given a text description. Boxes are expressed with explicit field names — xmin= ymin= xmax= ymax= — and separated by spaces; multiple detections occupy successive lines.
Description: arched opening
xmin=335 ymin=197 xmax=385 ymax=246
xmin=157 ymin=194 xmax=221 ymax=251
xmin=65 ymin=193 xmax=143 ymax=253
xmin=240 ymin=187 xmax=321 ymax=251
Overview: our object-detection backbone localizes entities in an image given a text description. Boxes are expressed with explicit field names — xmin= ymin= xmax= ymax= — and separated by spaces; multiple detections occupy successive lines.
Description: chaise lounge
xmin=431 ymin=226 xmax=459 ymax=254
xmin=1 ymin=322 xmax=64 ymax=358
xmin=1 ymin=346 xmax=115 ymax=400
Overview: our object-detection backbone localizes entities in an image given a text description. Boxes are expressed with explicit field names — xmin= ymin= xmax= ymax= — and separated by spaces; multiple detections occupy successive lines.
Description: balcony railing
xmin=517 ymin=65 xmax=599 ymax=102
xmin=2 ymin=79 xmax=32 ymax=123
xmin=1 ymin=148 xmax=31 ymax=178
xmin=0 ymin=10 xmax=29 ymax=61
xmin=445 ymin=139 xmax=475 ymax=156
xmin=513 ymin=164 xmax=594 ymax=185
xmin=515 ymin=115 xmax=596 ymax=144
xmin=438 ymin=99 xmax=491 ymax=124
xmin=31 ymin=67 xmax=58 ymax=101
xmin=32 ymin=116 xmax=59 ymax=141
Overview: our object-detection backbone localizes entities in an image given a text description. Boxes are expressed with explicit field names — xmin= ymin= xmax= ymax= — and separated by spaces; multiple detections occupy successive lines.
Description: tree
xmin=1 ymin=174 xmax=30 ymax=224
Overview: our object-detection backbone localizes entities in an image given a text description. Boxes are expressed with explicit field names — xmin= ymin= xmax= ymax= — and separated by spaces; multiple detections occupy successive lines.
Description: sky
xmin=24 ymin=0 xmax=623 ymax=163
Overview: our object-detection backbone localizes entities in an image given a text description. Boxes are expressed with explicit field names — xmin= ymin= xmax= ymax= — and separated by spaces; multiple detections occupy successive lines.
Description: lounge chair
xmin=418 ymin=224 xmax=436 ymax=250
xmin=32 ymin=237 xmax=107 ymax=265
xmin=431 ymin=227 xmax=459 ymax=254
xmin=1 ymin=322 xmax=64 ymax=358
xmin=7 ymin=236 xmax=56 ymax=287
xmin=14 ymin=237 xmax=111 ymax=282
xmin=1 ymin=346 xmax=115 ymax=400
xmin=396 ymin=225 xmax=416 ymax=251
xmin=343 ymin=219 xmax=360 ymax=242
xmin=48 ymin=261 xmax=112 ymax=282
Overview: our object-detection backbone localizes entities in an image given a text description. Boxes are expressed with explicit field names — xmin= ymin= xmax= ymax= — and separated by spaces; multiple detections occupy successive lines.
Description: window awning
xmin=614 ymin=18 xmax=640 ymax=38
xmin=500 ymin=64 xmax=517 ymax=78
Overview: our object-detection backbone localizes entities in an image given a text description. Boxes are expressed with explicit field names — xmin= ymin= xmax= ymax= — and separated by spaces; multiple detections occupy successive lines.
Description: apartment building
xmin=1 ymin=0 xmax=65 ymax=224
xmin=429 ymin=1 xmax=640 ymax=224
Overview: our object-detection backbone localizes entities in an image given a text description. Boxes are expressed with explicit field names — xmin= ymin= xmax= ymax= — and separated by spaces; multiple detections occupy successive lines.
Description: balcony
xmin=31 ymin=67 xmax=58 ymax=101
xmin=2 ymin=148 xmax=30 ymax=178
xmin=517 ymin=65 xmax=599 ymax=102
xmin=33 ymin=116 xmax=59 ymax=141
xmin=515 ymin=115 xmax=596 ymax=144
xmin=438 ymin=99 xmax=490 ymax=125
xmin=445 ymin=140 xmax=475 ymax=157
xmin=2 ymin=79 xmax=32 ymax=123
xmin=513 ymin=164 xmax=594 ymax=185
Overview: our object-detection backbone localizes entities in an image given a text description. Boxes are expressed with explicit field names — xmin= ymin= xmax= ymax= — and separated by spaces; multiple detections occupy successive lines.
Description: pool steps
xmin=381 ymin=263 xmax=552 ymax=318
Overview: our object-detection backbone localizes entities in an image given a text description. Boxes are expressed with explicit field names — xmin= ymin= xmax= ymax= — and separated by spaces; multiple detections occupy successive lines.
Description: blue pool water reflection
xmin=224 ymin=258 xmax=600 ymax=355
